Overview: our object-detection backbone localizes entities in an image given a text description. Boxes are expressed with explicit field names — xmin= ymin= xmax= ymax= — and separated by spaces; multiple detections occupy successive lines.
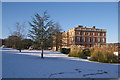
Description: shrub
xmin=69 ymin=45 xmax=88 ymax=59
xmin=90 ymin=45 xmax=119 ymax=63
xmin=60 ymin=48 xmax=70 ymax=54
xmin=83 ymin=48 xmax=91 ymax=56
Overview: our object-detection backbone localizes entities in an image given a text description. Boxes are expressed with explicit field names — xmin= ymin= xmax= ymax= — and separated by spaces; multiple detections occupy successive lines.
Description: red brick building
xmin=62 ymin=25 xmax=107 ymax=48
xmin=52 ymin=25 xmax=107 ymax=51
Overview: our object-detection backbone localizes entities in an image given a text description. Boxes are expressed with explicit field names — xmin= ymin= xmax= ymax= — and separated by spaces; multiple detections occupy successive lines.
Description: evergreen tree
xmin=29 ymin=11 xmax=54 ymax=58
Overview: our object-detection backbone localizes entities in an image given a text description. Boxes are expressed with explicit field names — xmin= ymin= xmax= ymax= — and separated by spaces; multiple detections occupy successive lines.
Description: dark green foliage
xmin=83 ymin=48 xmax=91 ymax=56
xmin=29 ymin=11 xmax=62 ymax=51
xmin=28 ymin=11 xmax=56 ymax=58
xmin=5 ymin=35 xmax=21 ymax=48
xmin=22 ymin=39 xmax=33 ymax=49
xmin=4 ymin=35 xmax=33 ymax=52
xmin=79 ymin=52 xmax=88 ymax=59
xmin=60 ymin=48 xmax=70 ymax=54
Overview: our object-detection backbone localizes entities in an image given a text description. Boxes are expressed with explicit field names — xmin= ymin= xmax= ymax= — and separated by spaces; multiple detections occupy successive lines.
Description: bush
xmin=90 ymin=45 xmax=119 ymax=63
xmin=60 ymin=48 xmax=70 ymax=54
xmin=83 ymin=48 xmax=91 ymax=56
xmin=68 ymin=45 xmax=88 ymax=59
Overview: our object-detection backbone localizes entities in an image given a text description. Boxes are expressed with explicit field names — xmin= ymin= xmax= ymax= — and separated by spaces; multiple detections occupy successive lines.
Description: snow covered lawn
xmin=1 ymin=48 xmax=119 ymax=78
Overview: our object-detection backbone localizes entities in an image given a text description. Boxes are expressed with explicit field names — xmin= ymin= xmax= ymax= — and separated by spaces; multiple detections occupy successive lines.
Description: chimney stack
xmin=92 ymin=26 xmax=96 ymax=28
xmin=78 ymin=25 xmax=83 ymax=28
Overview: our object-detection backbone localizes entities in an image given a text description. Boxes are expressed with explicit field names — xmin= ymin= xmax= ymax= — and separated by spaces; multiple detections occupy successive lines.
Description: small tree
xmin=5 ymin=22 xmax=27 ymax=52
xmin=29 ymin=11 xmax=54 ymax=58
xmin=22 ymin=39 xmax=33 ymax=49
xmin=5 ymin=35 xmax=23 ymax=52
xmin=12 ymin=22 xmax=26 ymax=39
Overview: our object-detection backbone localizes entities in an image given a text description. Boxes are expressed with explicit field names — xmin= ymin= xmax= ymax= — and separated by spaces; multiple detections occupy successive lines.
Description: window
xmin=96 ymin=38 xmax=98 ymax=42
xmin=84 ymin=32 xmax=86 ymax=35
xmin=98 ymin=33 xmax=100 ymax=36
xmin=82 ymin=38 xmax=84 ymax=42
xmin=92 ymin=38 xmax=95 ymax=42
xmin=101 ymin=33 xmax=105 ymax=36
xmin=86 ymin=32 xmax=89 ymax=35
xmin=77 ymin=37 xmax=80 ymax=42
xmin=86 ymin=37 xmax=90 ymax=42
xmin=101 ymin=38 xmax=105 ymax=43
xmin=103 ymin=33 xmax=105 ymax=36
xmin=92 ymin=32 xmax=95 ymax=35
xmin=98 ymin=38 xmax=100 ymax=42
xmin=81 ymin=32 xmax=84 ymax=35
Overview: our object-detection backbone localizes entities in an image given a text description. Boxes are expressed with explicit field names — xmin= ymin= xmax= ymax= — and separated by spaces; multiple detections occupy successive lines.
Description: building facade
xmin=62 ymin=25 xmax=107 ymax=48
xmin=52 ymin=25 xmax=107 ymax=51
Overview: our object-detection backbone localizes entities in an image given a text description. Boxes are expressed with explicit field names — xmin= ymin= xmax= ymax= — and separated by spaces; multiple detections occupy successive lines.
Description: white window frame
xmin=98 ymin=38 xmax=100 ymax=42
xmin=92 ymin=32 xmax=95 ymax=35
xmin=98 ymin=33 xmax=100 ymax=36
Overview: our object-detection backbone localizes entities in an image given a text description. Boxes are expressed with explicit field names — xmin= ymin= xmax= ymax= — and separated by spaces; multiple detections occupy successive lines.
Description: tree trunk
xmin=41 ymin=47 xmax=44 ymax=58
xmin=56 ymin=36 xmax=58 ymax=51
xmin=19 ymin=49 xmax=21 ymax=52
xmin=56 ymin=45 xmax=58 ymax=51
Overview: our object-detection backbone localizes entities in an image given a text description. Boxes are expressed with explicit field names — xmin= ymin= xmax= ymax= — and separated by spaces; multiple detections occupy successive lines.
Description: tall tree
xmin=29 ymin=11 xmax=54 ymax=58
xmin=51 ymin=23 xmax=62 ymax=51
xmin=22 ymin=39 xmax=33 ymax=49
xmin=45 ymin=22 xmax=62 ymax=50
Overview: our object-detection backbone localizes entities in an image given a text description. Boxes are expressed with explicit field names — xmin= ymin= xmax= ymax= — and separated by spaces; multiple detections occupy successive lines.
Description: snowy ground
xmin=1 ymin=48 xmax=119 ymax=78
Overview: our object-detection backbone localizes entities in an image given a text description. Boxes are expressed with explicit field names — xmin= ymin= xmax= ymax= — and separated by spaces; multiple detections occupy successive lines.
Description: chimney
xmin=92 ymin=26 xmax=96 ymax=28
xmin=78 ymin=25 xmax=83 ymax=28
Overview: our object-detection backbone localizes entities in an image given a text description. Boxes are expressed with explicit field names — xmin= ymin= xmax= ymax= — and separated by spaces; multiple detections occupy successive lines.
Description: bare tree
xmin=7 ymin=22 xmax=27 ymax=52
xmin=12 ymin=22 xmax=26 ymax=39
xmin=52 ymin=23 xmax=62 ymax=51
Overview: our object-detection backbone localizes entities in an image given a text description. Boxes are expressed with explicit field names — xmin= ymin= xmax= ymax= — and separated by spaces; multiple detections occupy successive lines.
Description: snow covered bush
xmin=90 ymin=45 xmax=119 ymax=63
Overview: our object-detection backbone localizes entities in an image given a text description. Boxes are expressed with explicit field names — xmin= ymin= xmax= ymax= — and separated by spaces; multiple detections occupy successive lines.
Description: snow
xmin=1 ymin=48 xmax=119 ymax=78
xmin=114 ymin=52 xmax=118 ymax=56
